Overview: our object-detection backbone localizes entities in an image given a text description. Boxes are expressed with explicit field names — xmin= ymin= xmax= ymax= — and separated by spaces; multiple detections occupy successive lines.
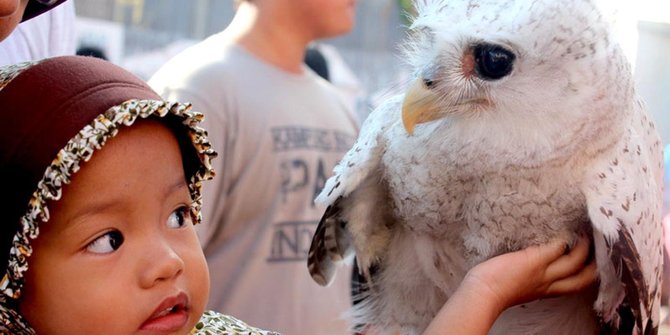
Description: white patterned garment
xmin=191 ymin=311 xmax=281 ymax=335
xmin=307 ymin=0 xmax=664 ymax=334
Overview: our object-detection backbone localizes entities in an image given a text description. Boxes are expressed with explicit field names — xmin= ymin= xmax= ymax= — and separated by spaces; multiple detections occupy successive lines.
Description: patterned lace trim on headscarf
xmin=0 ymin=62 xmax=34 ymax=91
xmin=0 ymin=99 xmax=216 ymax=334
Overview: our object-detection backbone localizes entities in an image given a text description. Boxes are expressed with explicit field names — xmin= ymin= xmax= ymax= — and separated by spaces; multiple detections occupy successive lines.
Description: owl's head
xmin=401 ymin=0 xmax=635 ymax=163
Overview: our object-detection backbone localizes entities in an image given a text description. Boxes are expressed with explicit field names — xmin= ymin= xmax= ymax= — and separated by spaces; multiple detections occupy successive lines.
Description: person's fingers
xmin=545 ymin=257 xmax=598 ymax=295
xmin=544 ymin=236 xmax=590 ymax=280
xmin=521 ymin=238 xmax=570 ymax=268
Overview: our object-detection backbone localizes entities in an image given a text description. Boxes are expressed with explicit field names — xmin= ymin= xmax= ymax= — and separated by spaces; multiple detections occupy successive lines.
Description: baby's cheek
xmin=187 ymin=243 xmax=210 ymax=318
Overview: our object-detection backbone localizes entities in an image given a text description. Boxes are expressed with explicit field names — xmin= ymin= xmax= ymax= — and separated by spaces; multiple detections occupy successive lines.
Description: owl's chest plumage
xmin=367 ymin=128 xmax=599 ymax=334
xmin=381 ymin=128 xmax=590 ymax=261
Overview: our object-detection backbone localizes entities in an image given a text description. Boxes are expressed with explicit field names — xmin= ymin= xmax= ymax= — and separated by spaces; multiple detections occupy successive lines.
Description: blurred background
xmin=72 ymin=0 xmax=669 ymax=142
xmin=74 ymin=0 xmax=411 ymax=123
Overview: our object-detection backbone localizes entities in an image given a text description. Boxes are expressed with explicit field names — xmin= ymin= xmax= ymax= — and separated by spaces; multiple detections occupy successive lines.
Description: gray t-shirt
xmin=150 ymin=33 xmax=358 ymax=335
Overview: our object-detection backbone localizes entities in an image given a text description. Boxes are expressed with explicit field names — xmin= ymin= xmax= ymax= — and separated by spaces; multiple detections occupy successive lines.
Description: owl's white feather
xmin=307 ymin=0 xmax=664 ymax=334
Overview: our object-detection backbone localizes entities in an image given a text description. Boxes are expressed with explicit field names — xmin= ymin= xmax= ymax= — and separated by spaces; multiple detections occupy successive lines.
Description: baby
xmin=0 ymin=56 xmax=594 ymax=334
xmin=0 ymin=56 xmax=277 ymax=334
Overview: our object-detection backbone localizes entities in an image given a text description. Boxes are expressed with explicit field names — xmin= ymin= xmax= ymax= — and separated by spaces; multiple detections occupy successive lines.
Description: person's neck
xmin=223 ymin=3 xmax=312 ymax=74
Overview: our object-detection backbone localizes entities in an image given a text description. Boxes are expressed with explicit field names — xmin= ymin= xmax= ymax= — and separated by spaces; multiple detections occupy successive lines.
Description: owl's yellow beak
xmin=401 ymin=78 xmax=441 ymax=135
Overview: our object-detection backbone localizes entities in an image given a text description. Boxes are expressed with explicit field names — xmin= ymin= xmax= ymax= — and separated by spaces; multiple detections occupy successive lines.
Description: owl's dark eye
xmin=474 ymin=44 xmax=516 ymax=80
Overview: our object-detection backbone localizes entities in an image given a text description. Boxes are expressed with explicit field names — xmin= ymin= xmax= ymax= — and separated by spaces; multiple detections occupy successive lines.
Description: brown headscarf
xmin=0 ymin=56 xmax=216 ymax=333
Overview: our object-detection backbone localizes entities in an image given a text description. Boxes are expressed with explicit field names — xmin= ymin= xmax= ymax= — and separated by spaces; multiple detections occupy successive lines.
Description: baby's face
xmin=19 ymin=120 xmax=209 ymax=334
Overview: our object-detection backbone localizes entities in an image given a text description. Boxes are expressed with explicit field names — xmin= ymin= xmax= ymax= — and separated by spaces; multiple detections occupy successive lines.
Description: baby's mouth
xmin=140 ymin=292 xmax=190 ymax=332
xmin=154 ymin=304 xmax=184 ymax=318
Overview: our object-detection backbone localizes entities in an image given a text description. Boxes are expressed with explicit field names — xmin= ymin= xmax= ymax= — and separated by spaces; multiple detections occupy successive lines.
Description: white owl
xmin=307 ymin=0 xmax=664 ymax=334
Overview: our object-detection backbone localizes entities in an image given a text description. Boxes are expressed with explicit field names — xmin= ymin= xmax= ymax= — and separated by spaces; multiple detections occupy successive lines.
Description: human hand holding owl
xmin=425 ymin=238 xmax=597 ymax=335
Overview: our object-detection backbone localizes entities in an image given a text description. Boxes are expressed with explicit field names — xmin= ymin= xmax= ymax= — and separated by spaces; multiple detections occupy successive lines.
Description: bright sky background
xmin=600 ymin=0 xmax=670 ymax=69
xmin=637 ymin=0 xmax=670 ymax=23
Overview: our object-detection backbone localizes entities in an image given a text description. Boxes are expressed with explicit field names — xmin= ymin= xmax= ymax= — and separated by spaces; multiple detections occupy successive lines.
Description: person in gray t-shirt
xmin=150 ymin=1 xmax=360 ymax=334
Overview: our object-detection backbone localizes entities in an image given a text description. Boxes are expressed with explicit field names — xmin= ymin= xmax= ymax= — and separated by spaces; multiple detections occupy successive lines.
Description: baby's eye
xmin=167 ymin=206 xmax=193 ymax=229
xmin=86 ymin=230 xmax=124 ymax=254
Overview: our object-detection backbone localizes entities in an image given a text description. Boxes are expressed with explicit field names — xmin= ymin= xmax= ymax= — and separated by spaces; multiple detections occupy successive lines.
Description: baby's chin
xmin=186 ymin=289 xmax=209 ymax=331
xmin=187 ymin=303 xmax=207 ymax=331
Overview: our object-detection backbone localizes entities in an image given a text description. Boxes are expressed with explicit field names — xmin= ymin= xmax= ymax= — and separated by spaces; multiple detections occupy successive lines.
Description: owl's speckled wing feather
xmin=584 ymin=98 xmax=664 ymax=333
xmin=307 ymin=96 xmax=403 ymax=286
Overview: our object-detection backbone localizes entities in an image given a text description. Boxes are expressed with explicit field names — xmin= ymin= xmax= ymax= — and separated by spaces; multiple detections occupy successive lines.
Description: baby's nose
xmin=139 ymin=241 xmax=185 ymax=288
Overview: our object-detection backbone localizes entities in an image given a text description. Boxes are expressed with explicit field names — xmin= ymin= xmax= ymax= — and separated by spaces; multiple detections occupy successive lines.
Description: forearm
xmin=423 ymin=279 xmax=505 ymax=335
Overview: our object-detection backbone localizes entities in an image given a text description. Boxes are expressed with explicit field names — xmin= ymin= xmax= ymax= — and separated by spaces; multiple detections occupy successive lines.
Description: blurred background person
xmin=0 ymin=0 xmax=75 ymax=65
xmin=0 ymin=0 xmax=28 ymax=41
xmin=0 ymin=0 xmax=68 ymax=43
xmin=149 ymin=0 xmax=359 ymax=334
